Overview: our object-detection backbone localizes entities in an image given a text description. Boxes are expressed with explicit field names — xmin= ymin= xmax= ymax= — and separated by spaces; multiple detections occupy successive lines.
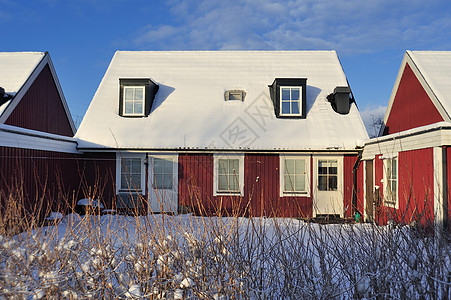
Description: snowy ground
xmin=0 ymin=213 xmax=450 ymax=299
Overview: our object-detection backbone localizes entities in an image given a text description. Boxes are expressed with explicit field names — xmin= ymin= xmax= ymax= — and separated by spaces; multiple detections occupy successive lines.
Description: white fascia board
xmin=362 ymin=124 xmax=451 ymax=160
xmin=381 ymin=52 xmax=450 ymax=134
xmin=0 ymin=53 xmax=76 ymax=135
xmin=0 ymin=124 xmax=79 ymax=154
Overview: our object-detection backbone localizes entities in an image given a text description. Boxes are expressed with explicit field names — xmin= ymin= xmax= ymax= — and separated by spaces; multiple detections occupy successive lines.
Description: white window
xmin=280 ymin=86 xmax=302 ymax=116
xmin=317 ymin=159 xmax=338 ymax=191
xmin=117 ymin=155 xmax=144 ymax=194
xmin=383 ymin=157 xmax=398 ymax=208
xmin=213 ymin=154 xmax=244 ymax=196
xmin=280 ymin=155 xmax=310 ymax=197
xmin=123 ymin=86 xmax=145 ymax=116
xmin=152 ymin=157 xmax=174 ymax=190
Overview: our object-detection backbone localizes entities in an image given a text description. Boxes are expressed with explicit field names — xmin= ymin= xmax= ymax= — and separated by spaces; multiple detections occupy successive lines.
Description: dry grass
xmin=0 ymin=186 xmax=450 ymax=299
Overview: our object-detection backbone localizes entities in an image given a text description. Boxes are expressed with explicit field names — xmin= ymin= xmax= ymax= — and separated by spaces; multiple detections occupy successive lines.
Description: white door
xmin=148 ymin=155 xmax=178 ymax=213
xmin=313 ymin=156 xmax=343 ymax=217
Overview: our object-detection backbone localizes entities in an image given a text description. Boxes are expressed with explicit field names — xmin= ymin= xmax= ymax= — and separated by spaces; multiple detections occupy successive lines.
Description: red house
xmin=362 ymin=51 xmax=451 ymax=227
xmin=75 ymin=51 xmax=368 ymax=218
xmin=0 ymin=52 xmax=80 ymax=220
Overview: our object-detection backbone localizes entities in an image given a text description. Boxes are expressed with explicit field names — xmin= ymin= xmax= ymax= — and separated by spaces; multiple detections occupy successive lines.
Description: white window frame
xmin=280 ymin=86 xmax=302 ymax=116
xmin=150 ymin=154 xmax=178 ymax=191
xmin=116 ymin=153 xmax=145 ymax=195
xmin=383 ymin=156 xmax=398 ymax=209
xmin=280 ymin=155 xmax=310 ymax=197
xmin=122 ymin=86 xmax=145 ymax=116
xmin=213 ymin=154 xmax=244 ymax=196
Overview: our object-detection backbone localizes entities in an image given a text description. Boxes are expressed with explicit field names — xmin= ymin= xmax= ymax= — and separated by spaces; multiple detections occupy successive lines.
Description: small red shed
xmin=362 ymin=51 xmax=451 ymax=227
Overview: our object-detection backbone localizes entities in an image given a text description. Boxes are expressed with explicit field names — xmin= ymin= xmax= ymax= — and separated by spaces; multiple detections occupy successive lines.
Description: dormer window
xmin=269 ymin=78 xmax=307 ymax=118
xmin=281 ymin=86 xmax=301 ymax=115
xmin=119 ymin=78 xmax=159 ymax=117
xmin=123 ymin=86 xmax=145 ymax=116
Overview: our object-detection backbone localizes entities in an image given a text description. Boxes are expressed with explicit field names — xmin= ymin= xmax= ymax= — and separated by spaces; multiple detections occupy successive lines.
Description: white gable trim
xmin=0 ymin=52 xmax=76 ymax=134
xmin=381 ymin=51 xmax=451 ymax=135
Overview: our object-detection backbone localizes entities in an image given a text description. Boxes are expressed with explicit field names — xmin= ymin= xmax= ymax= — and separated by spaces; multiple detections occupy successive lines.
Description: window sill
xmin=282 ymin=192 xmax=309 ymax=197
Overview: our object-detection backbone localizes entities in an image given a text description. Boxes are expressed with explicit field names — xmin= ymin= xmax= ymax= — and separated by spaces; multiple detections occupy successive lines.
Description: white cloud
xmin=133 ymin=0 xmax=451 ymax=54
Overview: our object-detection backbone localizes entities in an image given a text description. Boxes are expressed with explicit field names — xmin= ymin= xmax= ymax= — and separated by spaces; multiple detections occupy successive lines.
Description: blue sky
xmin=1 ymin=0 xmax=451 ymax=134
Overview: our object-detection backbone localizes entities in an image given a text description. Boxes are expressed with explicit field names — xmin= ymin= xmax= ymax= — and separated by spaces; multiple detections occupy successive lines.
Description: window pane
xmin=134 ymin=88 xmax=143 ymax=100
xmin=163 ymin=159 xmax=173 ymax=173
xmin=318 ymin=160 xmax=328 ymax=174
xmin=295 ymin=174 xmax=305 ymax=191
xmin=134 ymin=101 xmax=143 ymax=114
xmin=125 ymin=88 xmax=134 ymax=100
xmin=230 ymin=159 xmax=239 ymax=174
xmin=121 ymin=174 xmax=128 ymax=189
xmin=155 ymin=174 xmax=173 ymax=190
xmin=392 ymin=159 xmax=397 ymax=179
xmin=329 ymin=160 xmax=338 ymax=174
xmin=218 ymin=175 xmax=228 ymax=191
xmin=329 ymin=176 xmax=337 ymax=191
xmin=125 ymin=101 xmax=133 ymax=114
xmin=285 ymin=159 xmax=295 ymax=175
xmin=282 ymin=102 xmax=290 ymax=114
xmin=131 ymin=161 xmax=141 ymax=173
xmin=291 ymin=88 xmax=300 ymax=100
xmin=281 ymin=88 xmax=290 ymax=100
xmin=318 ymin=176 xmax=327 ymax=191
xmin=228 ymin=175 xmax=239 ymax=191
xmin=218 ymin=159 xmax=228 ymax=175
xmin=296 ymin=159 xmax=305 ymax=174
xmin=284 ymin=175 xmax=294 ymax=191
xmin=153 ymin=158 xmax=163 ymax=173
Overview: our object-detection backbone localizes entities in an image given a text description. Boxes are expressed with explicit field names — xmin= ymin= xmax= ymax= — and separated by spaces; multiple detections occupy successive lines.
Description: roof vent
xmin=225 ymin=90 xmax=246 ymax=101
xmin=327 ymin=86 xmax=352 ymax=114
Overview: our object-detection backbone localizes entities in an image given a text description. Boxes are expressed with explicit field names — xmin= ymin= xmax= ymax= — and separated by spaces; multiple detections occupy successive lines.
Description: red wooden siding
xmin=374 ymin=149 xmax=434 ymax=225
xmin=447 ymin=147 xmax=451 ymax=224
xmin=77 ymin=152 xmax=116 ymax=210
xmin=383 ymin=63 xmax=443 ymax=135
xmin=0 ymin=146 xmax=81 ymax=220
xmin=178 ymin=153 xmax=314 ymax=218
xmin=5 ymin=64 xmax=74 ymax=137
xmin=178 ymin=154 xmax=214 ymax=214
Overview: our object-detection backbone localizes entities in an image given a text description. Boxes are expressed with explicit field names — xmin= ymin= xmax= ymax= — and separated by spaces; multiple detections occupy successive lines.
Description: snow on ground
xmin=0 ymin=213 xmax=450 ymax=299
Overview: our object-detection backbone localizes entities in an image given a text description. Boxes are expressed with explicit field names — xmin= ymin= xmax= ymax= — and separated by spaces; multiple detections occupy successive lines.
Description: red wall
xmin=5 ymin=64 xmax=74 ymax=137
xmin=374 ymin=149 xmax=434 ymax=225
xmin=179 ymin=153 xmax=370 ymax=218
xmin=0 ymin=146 xmax=81 ymax=220
xmin=383 ymin=63 xmax=443 ymax=135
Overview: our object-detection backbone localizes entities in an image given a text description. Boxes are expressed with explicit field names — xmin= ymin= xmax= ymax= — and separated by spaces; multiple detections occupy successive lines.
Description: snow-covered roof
xmin=408 ymin=51 xmax=451 ymax=119
xmin=0 ymin=52 xmax=45 ymax=94
xmin=75 ymin=51 xmax=368 ymax=151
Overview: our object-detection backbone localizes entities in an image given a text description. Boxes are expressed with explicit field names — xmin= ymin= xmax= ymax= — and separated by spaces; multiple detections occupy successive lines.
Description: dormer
xmin=119 ymin=78 xmax=159 ymax=117
xmin=269 ymin=78 xmax=307 ymax=118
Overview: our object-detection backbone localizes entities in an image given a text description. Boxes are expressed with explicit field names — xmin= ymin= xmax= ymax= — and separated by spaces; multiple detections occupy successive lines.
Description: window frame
xmin=122 ymin=86 xmax=146 ymax=117
xmin=383 ymin=156 xmax=398 ymax=208
xmin=279 ymin=86 xmax=302 ymax=116
xmin=213 ymin=154 xmax=244 ymax=196
xmin=280 ymin=155 xmax=310 ymax=197
xmin=116 ymin=153 xmax=145 ymax=195
xmin=317 ymin=159 xmax=339 ymax=192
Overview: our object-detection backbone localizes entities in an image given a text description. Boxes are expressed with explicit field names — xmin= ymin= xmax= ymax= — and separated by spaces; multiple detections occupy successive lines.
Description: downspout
xmin=144 ymin=153 xmax=149 ymax=215
xmin=443 ymin=146 xmax=448 ymax=231
xmin=352 ymin=152 xmax=363 ymax=221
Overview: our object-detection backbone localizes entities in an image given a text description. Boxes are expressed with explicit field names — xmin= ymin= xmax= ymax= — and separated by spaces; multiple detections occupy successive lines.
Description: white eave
xmin=363 ymin=121 xmax=451 ymax=160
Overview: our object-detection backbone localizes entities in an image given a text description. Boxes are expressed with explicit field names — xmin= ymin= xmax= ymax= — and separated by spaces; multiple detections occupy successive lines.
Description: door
xmin=148 ymin=155 xmax=178 ymax=213
xmin=365 ymin=160 xmax=374 ymax=222
xmin=313 ymin=156 xmax=343 ymax=217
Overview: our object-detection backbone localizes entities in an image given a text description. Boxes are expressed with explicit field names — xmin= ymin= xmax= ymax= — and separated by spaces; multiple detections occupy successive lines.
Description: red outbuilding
xmin=0 ymin=52 xmax=80 ymax=220
xmin=362 ymin=51 xmax=451 ymax=227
